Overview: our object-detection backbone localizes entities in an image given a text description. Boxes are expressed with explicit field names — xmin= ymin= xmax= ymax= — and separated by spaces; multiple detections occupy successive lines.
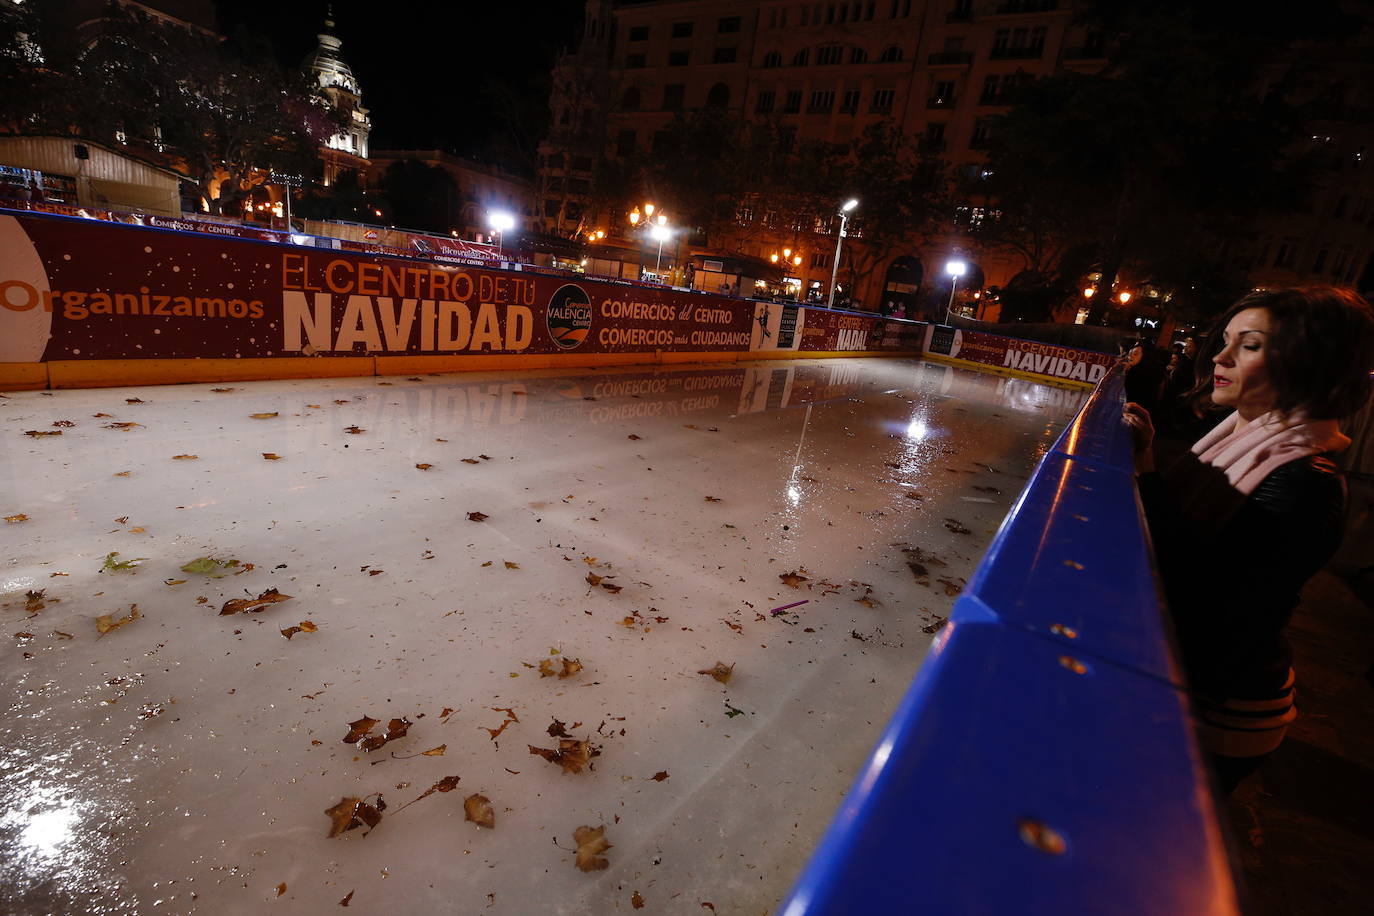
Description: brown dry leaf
xmin=103 ymin=421 xmax=140 ymax=430
xmin=720 ymin=619 xmax=742 ymax=632
xmin=585 ymin=572 xmax=603 ymax=587
xmin=601 ymin=582 xmax=623 ymax=595
xmin=281 ymin=621 xmax=317 ymax=640
xmin=125 ymin=398 xmax=144 ymax=404
xmin=24 ymin=430 xmax=62 ymax=437
xmin=210 ymin=387 xmax=236 ymax=393
xmin=339 ymin=890 xmax=354 ymax=906
xmin=697 ymin=662 xmax=735 ymax=685
xmin=632 ymin=891 xmax=645 ymax=909
xmin=276 ymin=883 xmax=287 ymax=897
xmin=172 ymin=454 xmax=198 ymax=460
xmin=343 ymin=716 xmax=380 ymax=744
xmin=359 ymin=718 xmax=411 ymax=752
xmin=572 ymin=825 xmax=611 ymax=871
xmin=538 ymin=658 xmax=556 ymax=678
xmin=922 ymin=616 xmax=949 ymax=634
xmin=482 ymin=707 xmax=519 ymax=741
xmin=704 ymin=496 xmax=722 ymax=502
xmin=415 ymin=463 xmax=433 ymax=470
xmin=461 ymin=458 xmax=480 ymax=464
xmin=856 ymin=595 xmax=880 ymax=608
xmin=943 ymin=518 xmax=971 ymax=535
xmin=368 ymin=569 xmax=384 ymax=577
xmin=262 ymin=453 xmax=283 ymax=460
xmin=92 ymin=412 xmax=113 ymax=418
xmin=53 ymin=631 xmax=73 ymax=639
xmin=467 ymin=511 xmax=488 ymax=522
xmin=324 ymin=796 xmax=385 ymax=837
xmin=503 ymin=561 xmax=519 ymax=570
xmin=779 ymin=570 xmax=810 ymax=588
xmin=95 ymin=604 xmax=141 ymax=636
xmin=421 ymin=745 xmax=447 ymax=756
xmin=25 ymin=590 xmax=47 ymax=613
xmin=651 ymin=771 xmax=670 ymax=782
xmin=114 ymin=471 xmax=131 ymax=477
xmin=627 ymin=434 xmax=641 ymax=440
xmin=4 ymin=514 xmax=28 ymax=523
xmin=559 ymin=657 xmax=583 ymax=678
xmin=250 ymin=412 xmax=279 ymax=420
xmin=52 ymin=420 xmax=76 ymax=427
xmin=528 ymin=738 xmax=599 ymax=774
xmin=463 ymin=793 xmax=495 ymax=829
xmin=617 ymin=616 xmax=637 ymax=628
xmin=582 ymin=556 xmax=599 ymax=566
xmin=344 ymin=425 xmax=364 ymax=434
xmin=306 ymin=404 xmax=322 ymax=409
xmin=219 ymin=588 xmax=292 ymax=616
xmin=396 ymin=775 xmax=461 ymax=811
xmin=547 ymin=718 xmax=573 ymax=738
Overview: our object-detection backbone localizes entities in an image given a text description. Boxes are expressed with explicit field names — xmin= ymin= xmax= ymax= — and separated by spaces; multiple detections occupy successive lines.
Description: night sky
xmin=213 ymin=0 xmax=586 ymax=164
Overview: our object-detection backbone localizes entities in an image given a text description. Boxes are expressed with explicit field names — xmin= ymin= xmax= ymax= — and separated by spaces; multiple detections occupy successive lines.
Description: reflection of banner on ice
xmin=737 ymin=365 xmax=796 ymax=413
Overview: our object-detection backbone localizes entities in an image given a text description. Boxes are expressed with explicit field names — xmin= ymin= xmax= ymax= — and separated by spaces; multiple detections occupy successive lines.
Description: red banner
xmin=1 ymin=210 xmax=770 ymax=362
xmin=928 ymin=326 xmax=1114 ymax=384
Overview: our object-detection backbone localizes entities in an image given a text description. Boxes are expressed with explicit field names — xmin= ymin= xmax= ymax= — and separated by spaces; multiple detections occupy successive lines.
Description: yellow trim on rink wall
xmin=2 ymin=348 xmax=923 ymax=391
xmin=920 ymin=352 xmax=1096 ymax=391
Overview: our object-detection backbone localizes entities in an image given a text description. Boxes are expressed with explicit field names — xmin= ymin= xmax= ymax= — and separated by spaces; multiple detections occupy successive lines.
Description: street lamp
xmin=826 ymin=198 xmax=859 ymax=308
xmin=651 ymin=223 xmax=671 ymax=272
xmin=1118 ymin=291 xmax=1132 ymax=305
xmin=945 ymin=259 xmax=968 ymax=323
xmin=488 ymin=210 xmax=515 ymax=258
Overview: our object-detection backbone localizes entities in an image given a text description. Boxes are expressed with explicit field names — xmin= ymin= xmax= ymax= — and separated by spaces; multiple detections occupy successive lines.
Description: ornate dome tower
xmin=303 ymin=8 xmax=371 ymax=179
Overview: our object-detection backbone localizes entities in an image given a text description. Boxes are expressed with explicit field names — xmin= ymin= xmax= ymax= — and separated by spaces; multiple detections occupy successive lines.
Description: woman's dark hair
xmin=1193 ymin=286 xmax=1374 ymax=419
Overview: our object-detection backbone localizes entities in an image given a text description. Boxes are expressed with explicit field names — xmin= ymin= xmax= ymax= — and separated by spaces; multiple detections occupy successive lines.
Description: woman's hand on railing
xmin=1122 ymin=401 xmax=1156 ymax=474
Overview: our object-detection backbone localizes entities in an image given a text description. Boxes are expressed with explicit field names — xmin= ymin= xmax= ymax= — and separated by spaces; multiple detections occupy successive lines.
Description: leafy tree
xmin=972 ymin=0 xmax=1352 ymax=327
xmin=2 ymin=4 xmax=344 ymax=214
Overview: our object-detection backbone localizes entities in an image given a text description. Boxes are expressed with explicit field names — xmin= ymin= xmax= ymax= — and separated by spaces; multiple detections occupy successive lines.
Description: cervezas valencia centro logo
xmin=546 ymin=284 xmax=591 ymax=349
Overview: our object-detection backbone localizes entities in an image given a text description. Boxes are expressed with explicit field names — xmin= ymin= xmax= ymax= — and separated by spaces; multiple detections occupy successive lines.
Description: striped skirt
xmin=1194 ymin=669 xmax=1297 ymax=758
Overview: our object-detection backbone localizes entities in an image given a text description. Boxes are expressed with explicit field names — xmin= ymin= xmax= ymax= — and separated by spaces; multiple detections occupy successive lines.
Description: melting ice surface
xmin=0 ymin=358 xmax=1086 ymax=914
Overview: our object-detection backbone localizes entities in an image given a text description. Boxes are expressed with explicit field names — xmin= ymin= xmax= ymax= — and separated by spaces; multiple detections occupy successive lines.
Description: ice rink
xmin=2 ymin=357 xmax=1086 ymax=915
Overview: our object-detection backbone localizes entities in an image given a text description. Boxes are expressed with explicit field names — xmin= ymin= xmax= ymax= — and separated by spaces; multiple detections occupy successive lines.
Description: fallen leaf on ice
xmin=632 ymin=891 xmax=645 ymax=908
xmin=24 ymin=430 xmax=61 ymax=437
xmin=467 ymin=511 xmax=489 ymax=522
xmin=210 ymin=387 xmax=236 ymax=393
xmin=277 ymin=883 xmax=286 ymax=897
xmin=262 ymin=453 xmax=283 ymax=460
xmin=704 ymin=496 xmax=721 ymax=502
xmin=219 ymin=588 xmax=292 ymax=616
xmin=572 ymin=825 xmax=611 ymax=871
xmin=280 ymin=620 xmax=318 ymax=639
xmin=324 ymin=795 xmax=385 ymax=837
xmin=103 ymin=422 xmax=140 ymax=430
xmin=482 ymin=707 xmax=519 ymax=741
xmin=463 ymin=793 xmax=495 ymax=828
xmin=4 ymin=514 xmax=27 ymax=523
xmin=125 ymin=398 xmax=144 ymax=404
xmin=415 ymin=463 xmax=433 ymax=470
xmin=52 ymin=420 xmax=75 ymax=427
xmin=171 ymin=454 xmax=198 ymax=460
xmin=343 ymin=716 xmax=380 ymax=744
xmin=627 ymin=434 xmax=641 ymax=440
xmin=650 ymin=771 xmax=669 ymax=782
xmin=697 ymin=662 xmax=735 ymax=684
xmin=504 ymin=561 xmax=519 ymax=570
xmin=339 ymin=890 xmax=354 ymax=906
xmin=95 ymin=604 xmax=141 ymax=635
xmin=344 ymin=426 xmax=364 ymax=434
xmin=395 ymin=775 xmax=460 ymax=811
xmin=100 ymin=552 xmax=145 ymax=572
xmin=180 ymin=556 xmax=240 ymax=577
xmin=250 ymin=412 xmax=279 ymax=419
xmin=529 ymin=738 xmax=599 ymax=774
xmin=778 ymin=570 xmax=810 ymax=588
xmin=461 ymin=458 xmax=480 ymax=464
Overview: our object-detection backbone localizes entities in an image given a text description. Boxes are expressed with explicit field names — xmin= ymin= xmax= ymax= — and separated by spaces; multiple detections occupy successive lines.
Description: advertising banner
xmin=1 ymin=211 xmax=766 ymax=363
xmin=927 ymin=326 xmax=1114 ymax=385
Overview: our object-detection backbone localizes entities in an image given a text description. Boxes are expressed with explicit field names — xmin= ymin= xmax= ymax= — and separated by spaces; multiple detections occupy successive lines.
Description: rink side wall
xmin=0 ymin=208 xmax=1112 ymax=391
xmin=778 ymin=368 xmax=1242 ymax=915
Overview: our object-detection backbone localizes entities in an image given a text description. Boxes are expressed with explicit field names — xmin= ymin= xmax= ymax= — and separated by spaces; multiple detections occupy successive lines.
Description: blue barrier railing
xmin=778 ymin=368 xmax=1241 ymax=915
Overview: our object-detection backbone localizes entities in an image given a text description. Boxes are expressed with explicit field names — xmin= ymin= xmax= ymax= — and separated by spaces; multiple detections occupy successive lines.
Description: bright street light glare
xmin=488 ymin=211 xmax=515 ymax=232
xmin=650 ymin=225 xmax=671 ymax=242
xmin=945 ymin=259 xmax=968 ymax=277
xmin=841 ymin=198 xmax=859 ymax=212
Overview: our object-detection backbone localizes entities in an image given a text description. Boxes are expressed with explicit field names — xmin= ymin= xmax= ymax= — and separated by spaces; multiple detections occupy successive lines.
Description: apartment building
xmin=539 ymin=0 xmax=1103 ymax=310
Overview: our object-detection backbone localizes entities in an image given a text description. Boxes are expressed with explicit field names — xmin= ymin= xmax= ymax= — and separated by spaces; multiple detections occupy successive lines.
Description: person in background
xmin=1123 ymin=338 xmax=1171 ymax=417
xmin=1123 ymin=287 xmax=1374 ymax=794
